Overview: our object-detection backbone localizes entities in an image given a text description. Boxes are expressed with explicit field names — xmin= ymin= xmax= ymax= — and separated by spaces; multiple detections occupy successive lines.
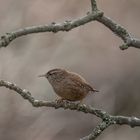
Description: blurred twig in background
xmin=0 ymin=0 xmax=140 ymax=50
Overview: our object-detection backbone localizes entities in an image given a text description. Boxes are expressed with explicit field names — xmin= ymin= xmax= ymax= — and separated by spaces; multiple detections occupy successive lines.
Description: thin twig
xmin=96 ymin=15 xmax=140 ymax=49
xmin=91 ymin=0 xmax=98 ymax=11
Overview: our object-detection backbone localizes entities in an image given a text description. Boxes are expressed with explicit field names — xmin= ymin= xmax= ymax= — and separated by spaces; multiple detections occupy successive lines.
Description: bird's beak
xmin=38 ymin=74 xmax=45 ymax=78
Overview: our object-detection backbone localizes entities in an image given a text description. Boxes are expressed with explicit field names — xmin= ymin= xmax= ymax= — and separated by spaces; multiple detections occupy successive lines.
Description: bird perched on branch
xmin=39 ymin=68 xmax=99 ymax=102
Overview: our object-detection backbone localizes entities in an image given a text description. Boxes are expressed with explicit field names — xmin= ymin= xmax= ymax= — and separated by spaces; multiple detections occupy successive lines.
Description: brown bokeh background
xmin=0 ymin=0 xmax=140 ymax=140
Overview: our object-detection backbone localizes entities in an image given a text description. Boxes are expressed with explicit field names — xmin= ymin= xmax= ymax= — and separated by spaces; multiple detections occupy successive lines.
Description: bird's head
xmin=39 ymin=68 xmax=67 ymax=84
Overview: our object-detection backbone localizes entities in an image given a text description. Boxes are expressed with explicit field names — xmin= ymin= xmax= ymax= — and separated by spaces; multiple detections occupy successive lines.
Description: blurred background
xmin=0 ymin=0 xmax=140 ymax=139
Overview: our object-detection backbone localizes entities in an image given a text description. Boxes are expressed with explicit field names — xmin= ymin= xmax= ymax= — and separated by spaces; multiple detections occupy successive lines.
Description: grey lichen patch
xmin=119 ymin=44 xmax=129 ymax=50
xmin=32 ymin=100 xmax=40 ymax=107
xmin=0 ymin=33 xmax=15 ymax=47
xmin=116 ymin=25 xmax=129 ymax=37
xmin=100 ymin=121 xmax=109 ymax=129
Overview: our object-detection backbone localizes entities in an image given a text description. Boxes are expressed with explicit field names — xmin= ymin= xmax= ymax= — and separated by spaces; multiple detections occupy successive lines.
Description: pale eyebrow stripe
xmin=49 ymin=70 xmax=59 ymax=74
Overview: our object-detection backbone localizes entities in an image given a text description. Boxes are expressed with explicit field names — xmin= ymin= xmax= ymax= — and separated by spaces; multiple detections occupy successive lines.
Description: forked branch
xmin=0 ymin=80 xmax=140 ymax=140
xmin=0 ymin=0 xmax=140 ymax=49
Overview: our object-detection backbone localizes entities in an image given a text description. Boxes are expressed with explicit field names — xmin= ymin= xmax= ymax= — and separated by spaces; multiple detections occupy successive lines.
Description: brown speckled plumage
xmin=39 ymin=68 xmax=99 ymax=102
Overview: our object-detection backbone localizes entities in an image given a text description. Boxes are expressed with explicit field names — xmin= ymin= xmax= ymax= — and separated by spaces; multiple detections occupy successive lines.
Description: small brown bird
xmin=39 ymin=68 xmax=99 ymax=102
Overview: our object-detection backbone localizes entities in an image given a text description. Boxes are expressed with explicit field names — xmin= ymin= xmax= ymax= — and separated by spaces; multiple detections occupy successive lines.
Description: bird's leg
xmin=55 ymin=97 xmax=65 ymax=103
xmin=79 ymin=99 xmax=83 ymax=104
xmin=78 ymin=99 xmax=86 ymax=107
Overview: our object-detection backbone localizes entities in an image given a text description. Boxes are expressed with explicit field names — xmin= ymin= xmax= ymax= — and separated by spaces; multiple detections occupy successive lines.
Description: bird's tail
xmin=85 ymin=83 xmax=99 ymax=92
xmin=92 ymin=89 xmax=99 ymax=92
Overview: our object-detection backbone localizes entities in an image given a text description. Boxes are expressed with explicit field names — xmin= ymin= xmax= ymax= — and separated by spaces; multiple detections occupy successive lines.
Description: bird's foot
xmin=78 ymin=99 xmax=83 ymax=105
xmin=77 ymin=100 xmax=86 ymax=107
xmin=55 ymin=98 xmax=65 ymax=103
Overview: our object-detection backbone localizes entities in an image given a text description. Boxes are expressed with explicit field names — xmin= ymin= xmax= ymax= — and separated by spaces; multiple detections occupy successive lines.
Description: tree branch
xmin=91 ymin=0 xmax=98 ymax=11
xmin=0 ymin=11 xmax=103 ymax=48
xmin=113 ymin=115 xmax=140 ymax=128
xmin=0 ymin=79 xmax=140 ymax=140
xmin=81 ymin=121 xmax=111 ymax=140
xmin=0 ymin=80 xmax=109 ymax=119
xmin=96 ymin=15 xmax=140 ymax=50
xmin=0 ymin=0 xmax=140 ymax=49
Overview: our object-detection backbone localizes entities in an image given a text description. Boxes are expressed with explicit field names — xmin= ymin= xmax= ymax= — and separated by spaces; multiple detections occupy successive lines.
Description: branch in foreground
xmin=0 ymin=79 xmax=140 ymax=128
xmin=81 ymin=121 xmax=111 ymax=140
xmin=0 ymin=80 xmax=109 ymax=119
xmin=0 ymin=80 xmax=140 ymax=140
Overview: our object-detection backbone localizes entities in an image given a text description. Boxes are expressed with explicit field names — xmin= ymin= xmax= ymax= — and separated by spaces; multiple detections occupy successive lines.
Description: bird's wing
xmin=68 ymin=72 xmax=99 ymax=92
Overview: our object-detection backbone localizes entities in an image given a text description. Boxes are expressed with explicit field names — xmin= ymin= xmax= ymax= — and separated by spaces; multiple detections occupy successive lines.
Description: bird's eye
xmin=49 ymin=72 xmax=55 ymax=76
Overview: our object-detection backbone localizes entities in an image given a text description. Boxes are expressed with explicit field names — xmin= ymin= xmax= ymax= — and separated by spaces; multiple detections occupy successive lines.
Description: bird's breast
xmin=52 ymin=81 xmax=88 ymax=101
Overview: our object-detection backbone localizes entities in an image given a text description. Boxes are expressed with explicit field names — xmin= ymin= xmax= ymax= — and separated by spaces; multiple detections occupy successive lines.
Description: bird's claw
xmin=55 ymin=98 xmax=65 ymax=103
